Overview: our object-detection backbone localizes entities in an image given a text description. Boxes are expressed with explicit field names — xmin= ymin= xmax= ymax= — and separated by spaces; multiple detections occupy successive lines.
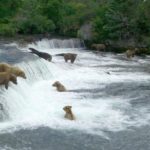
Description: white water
xmin=0 ymin=39 xmax=150 ymax=136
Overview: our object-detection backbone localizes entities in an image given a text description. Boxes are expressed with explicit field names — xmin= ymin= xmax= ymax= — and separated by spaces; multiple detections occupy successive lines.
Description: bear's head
xmin=52 ymin=81 xmax=60 ymax=87
xmin=12 ymin=67 xmax=27 ymax=79
xmin=18 ymin=71 xmax=26 ymax=79
xmin=63 ymin=106 xmax=72 ymax=113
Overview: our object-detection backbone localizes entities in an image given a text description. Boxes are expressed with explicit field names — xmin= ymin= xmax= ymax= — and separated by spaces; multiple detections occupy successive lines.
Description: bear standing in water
xmin=91 ymin=44 xmax=106 ymax=51
xmin=55 ymin=53 xmax=77 ymax=63
xmin=126 ymin=49 xmax=136 ymax=59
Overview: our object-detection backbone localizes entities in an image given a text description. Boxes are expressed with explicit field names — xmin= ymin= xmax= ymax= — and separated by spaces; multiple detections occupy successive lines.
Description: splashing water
xmin=0 ymin=38 xmax=150 ymax=137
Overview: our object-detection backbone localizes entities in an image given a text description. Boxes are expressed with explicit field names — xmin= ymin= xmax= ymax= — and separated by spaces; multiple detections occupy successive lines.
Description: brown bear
xmin=52 ymin=81 xmax=66 ymax=92
xmin=55 ymin=53 xmax=77 ymax=63
xmin=63 ymin=106 xmax=75 ymax=120
xmin=0 ymin=72 xmax=17 ymax=89
xmin=91 ymin=44 xmax=106 ymax=51
xmin=126 ymin=49 xmax=136 ymax=59
xmin=0 ymin=63 xmax=26 ymax=79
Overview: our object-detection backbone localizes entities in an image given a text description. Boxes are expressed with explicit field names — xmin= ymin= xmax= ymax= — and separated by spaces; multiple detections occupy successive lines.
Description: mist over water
xmin=0 ymin=38 xmax=150 ymax=149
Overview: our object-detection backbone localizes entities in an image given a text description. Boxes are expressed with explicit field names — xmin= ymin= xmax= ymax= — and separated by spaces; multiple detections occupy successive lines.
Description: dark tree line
xmin=93 ymin=0 xmax=150 ymax=48
xmin=0 ymin=0 xmax=150 ymax=50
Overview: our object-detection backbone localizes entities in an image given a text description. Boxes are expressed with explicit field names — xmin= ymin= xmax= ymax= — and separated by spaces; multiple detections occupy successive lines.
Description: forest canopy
xmin=0 ymin=0 xmax=150 ymax=48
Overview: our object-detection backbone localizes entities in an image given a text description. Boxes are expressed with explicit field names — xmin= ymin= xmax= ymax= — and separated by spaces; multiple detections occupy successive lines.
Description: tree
xmin=135 ymin=0 xmax=150 ymax=46
xmin=59 ymin=2 xmax=87 ymax=36
xmin=41 ymin=0 xmax=64 ymax=32
xmin=0 ymin=0 xmax=21 ymax=35
xmin=93 ymin=0 xmax=144 ymax=42
xmin=14 ymin=0 xmax=55 ymax=34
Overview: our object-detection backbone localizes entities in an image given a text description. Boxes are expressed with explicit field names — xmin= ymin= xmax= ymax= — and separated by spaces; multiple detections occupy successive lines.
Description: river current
xmin=0 ymin=38 xmax=150 ymax=150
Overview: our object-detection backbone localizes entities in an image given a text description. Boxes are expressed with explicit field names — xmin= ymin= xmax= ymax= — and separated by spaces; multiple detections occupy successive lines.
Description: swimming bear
xmin=63 ymin=106 xmax=76 ymax=120
xmin=52 ymin=81 xmax=67 ymax=92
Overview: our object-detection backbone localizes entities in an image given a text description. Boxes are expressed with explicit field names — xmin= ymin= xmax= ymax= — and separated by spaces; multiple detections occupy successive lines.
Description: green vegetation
xmin=0 ymin=0 xmax=150 ymax=52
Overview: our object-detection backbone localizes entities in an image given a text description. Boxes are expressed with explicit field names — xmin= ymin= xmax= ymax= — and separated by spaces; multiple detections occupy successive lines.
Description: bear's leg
xmin=64 ymin=57 xmax=68 ymax=62
xmin=71 ymin=57 xmax=75 ymax=63
xmin=5 ymin=81 xmax=9 ymax=89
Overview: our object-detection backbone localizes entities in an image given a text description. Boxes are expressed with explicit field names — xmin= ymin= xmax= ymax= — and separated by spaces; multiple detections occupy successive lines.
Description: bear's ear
xmin=5 ymin=82 xmax=9 ymax=89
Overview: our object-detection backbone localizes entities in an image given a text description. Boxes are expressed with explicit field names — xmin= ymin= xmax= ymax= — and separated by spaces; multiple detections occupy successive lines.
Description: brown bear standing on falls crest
xmin=63 ymin=106 xmax=76 ymax=120
xmin=0 ymin=72 xmax=17 ymax=89
xmin=55 ymin=53 xmax=77 ymax=63
xmin=0 ymin=63 xmax=26 ymax=79
xmin=29 ymin=48 xmax=52 ymax=62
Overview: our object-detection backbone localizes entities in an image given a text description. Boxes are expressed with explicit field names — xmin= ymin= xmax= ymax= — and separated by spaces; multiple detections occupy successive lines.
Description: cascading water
xmin=0 ymin=38 xmax=150 ymax=150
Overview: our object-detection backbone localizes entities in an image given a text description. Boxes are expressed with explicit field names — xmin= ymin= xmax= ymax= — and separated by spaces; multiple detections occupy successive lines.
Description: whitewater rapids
xmin=0 ymin=38 xmax=150 ymax=137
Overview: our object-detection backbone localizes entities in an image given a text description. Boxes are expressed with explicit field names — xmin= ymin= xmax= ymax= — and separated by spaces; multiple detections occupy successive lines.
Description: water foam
xmin=0 ymin=39 xmax=150 ymax=136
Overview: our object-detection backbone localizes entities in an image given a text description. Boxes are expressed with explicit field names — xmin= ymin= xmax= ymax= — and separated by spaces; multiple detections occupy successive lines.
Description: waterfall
xmin=16 ymin=38 xmax=86 ymax=52
xmin=0 ymin=38 xmax=150 ymax=136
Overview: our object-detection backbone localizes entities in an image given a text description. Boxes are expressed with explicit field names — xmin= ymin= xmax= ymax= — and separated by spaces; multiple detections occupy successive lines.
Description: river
xmin=0 ymin=38 xmax=150 ymax=150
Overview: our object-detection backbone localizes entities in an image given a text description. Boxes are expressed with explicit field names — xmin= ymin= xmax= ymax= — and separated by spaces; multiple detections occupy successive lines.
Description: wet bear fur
xmin=52 ymin=81 xmax=66 ymax=92
xmin=63 ymin=106 xmax=75 ymax=120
